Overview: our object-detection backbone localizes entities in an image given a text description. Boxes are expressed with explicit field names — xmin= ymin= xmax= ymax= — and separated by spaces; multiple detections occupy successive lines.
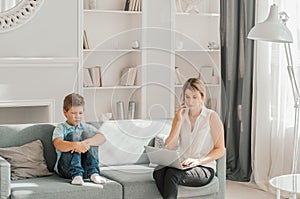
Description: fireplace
xmin=0 ymin=100 xmax=54 ymax=124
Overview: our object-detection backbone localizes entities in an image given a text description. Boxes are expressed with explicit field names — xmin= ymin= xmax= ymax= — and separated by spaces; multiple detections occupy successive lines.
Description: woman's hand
xmin=175 ymin=102 xmax=187 ymax=121
xmin=181 ymin=158 xmax=202 ymax=167
xmin=165 ymin=102 xmax=186 ymax=150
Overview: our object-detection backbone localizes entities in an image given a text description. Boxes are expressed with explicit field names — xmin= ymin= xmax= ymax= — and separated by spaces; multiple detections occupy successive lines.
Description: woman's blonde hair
xmin=182 ymin=78 xmax=206 ymax=100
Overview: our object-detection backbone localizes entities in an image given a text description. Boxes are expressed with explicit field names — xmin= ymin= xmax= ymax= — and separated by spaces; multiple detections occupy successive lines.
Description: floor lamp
xmin=248 ymin=3 xmax=299 ymax=198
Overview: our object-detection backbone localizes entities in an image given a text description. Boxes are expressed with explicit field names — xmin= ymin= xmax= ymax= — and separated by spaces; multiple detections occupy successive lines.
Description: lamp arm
xmin=284 ymin=43 xmax=300 ymax=101
xmin=284 ymin=43 xmax=300 ymax=175
xmin=291 ymin=106 xmax=300 ymax=174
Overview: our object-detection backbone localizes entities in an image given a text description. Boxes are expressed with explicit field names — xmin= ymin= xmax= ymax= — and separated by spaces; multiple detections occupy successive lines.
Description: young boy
xmin=53 ymin=93 xmax=107 ymax=185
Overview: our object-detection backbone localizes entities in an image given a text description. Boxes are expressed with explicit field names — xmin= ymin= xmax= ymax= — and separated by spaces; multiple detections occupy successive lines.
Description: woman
xmin=153 ymin=77 xmax=225 ymax=199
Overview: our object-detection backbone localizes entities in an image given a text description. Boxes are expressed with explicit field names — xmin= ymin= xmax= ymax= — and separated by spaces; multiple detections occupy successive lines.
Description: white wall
xmin=0 ymin=0 xmax=79 ymax=57
xmin=0 ymin=0 xmax=81 ymax=123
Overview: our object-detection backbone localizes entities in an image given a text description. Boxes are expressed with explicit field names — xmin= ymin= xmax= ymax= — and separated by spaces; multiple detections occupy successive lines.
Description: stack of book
xmin=120 ymin=67 xmax=137 ymax=86
xmin=124 ymin=0 xmax=142 ymax=11
xmin=83 ymin=66 xmax=102 ymax=87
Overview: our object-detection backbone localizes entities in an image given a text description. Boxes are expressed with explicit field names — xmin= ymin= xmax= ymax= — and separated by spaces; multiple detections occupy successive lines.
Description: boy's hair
xmin=63 ymin=93 xmax=85 ymax=111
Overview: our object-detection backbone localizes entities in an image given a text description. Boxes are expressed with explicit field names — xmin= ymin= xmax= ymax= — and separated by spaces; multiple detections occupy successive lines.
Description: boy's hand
xmin=72 ymin=142 xmax=90 ymax=153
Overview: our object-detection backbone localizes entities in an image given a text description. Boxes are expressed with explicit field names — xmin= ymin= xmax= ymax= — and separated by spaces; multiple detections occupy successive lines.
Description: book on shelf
xmin=124 ymin=0 xmax=130 ymax=11
xmin=120 ymin=66 xmax=137 ymax=86
xmin=83 ymin=30 xmax=89 ymax=49
xmin=128 ymin=0 xmax=133 ymax=11
xmin=134 ymin=0 xmax=139 ymax=11
xmin=90 ymin=66 xmax=102 ymax=87
xmin=139 ymin=0 xmax=142 ymax=12
xmin=83 ymin=66 xmax=102 ymax=87
xmin=126 ymin=0 xmax=141 ymax=11
xmin=175 ymin=66 xmax=185 ymax=85
xmin=129 ymin=0 xmax=136 ymax=11
xmin=83 ymin=68 xmax=93 ymax=87
xmin=135 ymin=0 xmax=141 ymax=11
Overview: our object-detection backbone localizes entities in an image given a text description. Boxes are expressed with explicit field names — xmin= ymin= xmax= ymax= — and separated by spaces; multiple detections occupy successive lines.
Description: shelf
xmin=84 ymin=9 xmax=142 ymax=15
xmin=83 ymin=49 xmax=141 ymax=53
xmin=0 ymin=57 xmax=79 ymax=62
xmin=0 ymin=57 xmax=79 ymax=68
xmin=175 ymin=84 xmax=220 ymax=88
xmin=176 ymin=12 xmax=220 ymax=17
xmin=175 ymin=49 xmax=220 ymax=52
xmin=83 ymin=85 xmax=141 ymax=90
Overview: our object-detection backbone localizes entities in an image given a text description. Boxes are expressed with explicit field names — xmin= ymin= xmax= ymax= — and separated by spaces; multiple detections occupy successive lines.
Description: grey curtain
xmin=220 ymin=0 xmax=255 ymax=181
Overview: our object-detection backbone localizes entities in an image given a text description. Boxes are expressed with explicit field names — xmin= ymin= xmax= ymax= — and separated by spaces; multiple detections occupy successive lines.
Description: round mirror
xmin=0 ymin=0 xmax=23 ymax=13
xmin=0 ymin=0 xmax=44 ymax=33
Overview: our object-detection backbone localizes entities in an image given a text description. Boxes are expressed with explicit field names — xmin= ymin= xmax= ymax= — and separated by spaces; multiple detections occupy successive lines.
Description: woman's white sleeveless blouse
xmin=178 ymin=106 xmax=216 ymax=171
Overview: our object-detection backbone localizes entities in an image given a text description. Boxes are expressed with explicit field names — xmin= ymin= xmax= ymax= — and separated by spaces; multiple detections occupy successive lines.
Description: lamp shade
xmin=248 ymin=4 xmax=293 ymax=43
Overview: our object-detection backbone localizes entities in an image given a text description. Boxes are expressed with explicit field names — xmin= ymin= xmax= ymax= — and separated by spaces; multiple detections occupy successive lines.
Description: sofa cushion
xmin=10 ymin=174 xmax=122 ymax=199
xmin=101 ymin=164 xmax=219 ymax=199
xmin=0 ymin=139 xmax=52 ymax=180
xmin=100 ymin=165 xmax=162 ymax=199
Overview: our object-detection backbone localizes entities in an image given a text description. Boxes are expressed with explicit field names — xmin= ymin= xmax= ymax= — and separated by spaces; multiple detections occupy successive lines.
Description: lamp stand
xmin=248 ymin=4 xmax=299 ymax=197
xmin=284 ymin=43 xmax=300 ymax=198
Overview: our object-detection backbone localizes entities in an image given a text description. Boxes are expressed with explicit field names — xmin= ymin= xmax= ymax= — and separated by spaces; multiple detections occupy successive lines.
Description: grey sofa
xmin=0 ymin=119 xmax=226 ymax=199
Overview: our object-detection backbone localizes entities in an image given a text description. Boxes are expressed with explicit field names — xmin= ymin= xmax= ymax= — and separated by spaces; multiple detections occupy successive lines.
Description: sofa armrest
xmin=0 ymin=156 xmax=10 ymax=199
xmin=216 ymin=152 xmax=226 ymax=199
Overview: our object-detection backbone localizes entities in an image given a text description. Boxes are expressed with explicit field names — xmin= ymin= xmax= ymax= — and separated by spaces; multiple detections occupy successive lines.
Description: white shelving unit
xmin=81 ymin=0 xmax=221 ymax=121
xmin=82 ymin=0 xmax=142 ymax=121
xmin=174 ymin=0 xmax=221 ymax=114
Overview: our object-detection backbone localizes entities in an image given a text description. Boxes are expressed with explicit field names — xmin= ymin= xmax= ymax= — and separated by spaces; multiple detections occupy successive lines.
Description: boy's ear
xmin=63 ymin=109 xmax=67 ymax=117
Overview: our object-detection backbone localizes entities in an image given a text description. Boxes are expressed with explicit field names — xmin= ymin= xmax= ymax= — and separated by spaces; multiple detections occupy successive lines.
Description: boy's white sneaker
xmin=71 ymin=176 xmax=84 ymax=185
xmin=90 ymin=173 xmax=107 ymax=184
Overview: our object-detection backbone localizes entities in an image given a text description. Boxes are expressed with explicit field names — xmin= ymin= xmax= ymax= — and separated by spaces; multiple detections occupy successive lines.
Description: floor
xmin=226 ymin=180 xmax=276 ymax=199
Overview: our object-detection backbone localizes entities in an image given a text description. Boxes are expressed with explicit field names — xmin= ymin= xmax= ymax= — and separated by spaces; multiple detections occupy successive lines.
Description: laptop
xmin=144 ymin=145 xmax=195 ymax=170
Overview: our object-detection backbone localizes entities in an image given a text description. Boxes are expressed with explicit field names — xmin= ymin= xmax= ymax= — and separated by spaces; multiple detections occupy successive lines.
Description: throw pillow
xmin=0 ymin=139 xmax=53 ymax=180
